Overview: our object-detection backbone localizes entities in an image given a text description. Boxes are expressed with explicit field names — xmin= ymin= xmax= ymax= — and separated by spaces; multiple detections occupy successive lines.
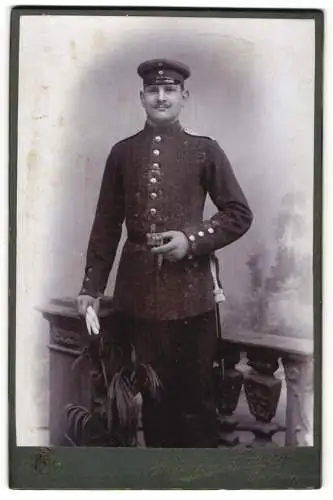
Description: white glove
xmin=85 ymin=305 xmax=100 ymax=336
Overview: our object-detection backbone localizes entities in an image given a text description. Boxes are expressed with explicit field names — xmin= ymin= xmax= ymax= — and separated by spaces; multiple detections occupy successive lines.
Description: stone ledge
xmin=222 ymin=330 xmax=313 ymax=357
xmin=36 ymin=296 xmax=114 ymax=319
xmin=38 ymin=296 xmax=313 ymax=357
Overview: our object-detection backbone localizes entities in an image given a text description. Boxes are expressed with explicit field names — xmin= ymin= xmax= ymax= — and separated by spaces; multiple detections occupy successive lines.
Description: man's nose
xmin=157 ymin=87 xmax=167 ymax=102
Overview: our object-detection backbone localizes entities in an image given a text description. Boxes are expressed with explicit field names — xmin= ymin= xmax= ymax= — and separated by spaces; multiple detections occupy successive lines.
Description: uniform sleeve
xmin=79 ymin=146 xmax=125 ymax=297
xmin=182 ymin=139 xmax=253 ymax=257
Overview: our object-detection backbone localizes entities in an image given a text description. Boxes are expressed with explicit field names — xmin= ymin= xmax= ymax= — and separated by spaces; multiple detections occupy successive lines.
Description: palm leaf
xmin=106 ymin=372 xmax=118 ymax=431
xmin=107 ymin=368 xmax=138 ymax=433
xmin=135 ymin=363 xmax=163 ymax=401
xmin=100 ymin=358 xmax=109 ymax=390
xmin=65 ymin=402 xmax=110 ymax=446
xmin=65 ymin=403 xmax=90 ymax=445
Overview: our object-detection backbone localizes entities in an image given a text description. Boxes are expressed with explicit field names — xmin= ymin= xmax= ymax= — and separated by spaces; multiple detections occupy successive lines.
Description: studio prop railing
xmin=38 ymin=297 xmax=314 ymax=448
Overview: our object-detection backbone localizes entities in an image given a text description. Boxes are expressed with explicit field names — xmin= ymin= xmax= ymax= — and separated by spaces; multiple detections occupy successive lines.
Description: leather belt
xmin=127 ymin=232 xmax=148 ymax=245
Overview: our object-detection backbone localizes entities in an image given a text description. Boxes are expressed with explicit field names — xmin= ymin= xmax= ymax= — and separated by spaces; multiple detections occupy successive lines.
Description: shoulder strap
xmin=183 ymin=128 xmax=213 ymax=140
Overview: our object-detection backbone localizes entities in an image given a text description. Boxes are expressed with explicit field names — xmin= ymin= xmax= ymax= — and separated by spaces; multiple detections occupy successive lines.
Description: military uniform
xmin=80 ymin=60 xmax=253 ymax=447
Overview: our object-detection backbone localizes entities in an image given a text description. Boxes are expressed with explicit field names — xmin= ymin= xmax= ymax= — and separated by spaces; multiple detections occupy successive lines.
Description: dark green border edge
xmin=8 ymin=6 xmax=323 ymax=490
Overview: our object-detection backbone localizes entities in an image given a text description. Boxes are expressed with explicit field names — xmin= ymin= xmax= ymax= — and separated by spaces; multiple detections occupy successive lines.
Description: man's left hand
xmin=151 ymin=231 xmax=189 ymax=261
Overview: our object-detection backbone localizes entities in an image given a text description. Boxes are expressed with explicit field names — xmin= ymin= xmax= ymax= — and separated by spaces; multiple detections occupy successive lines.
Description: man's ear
xmin=140 ymin=90 xmax=145 ymax=106
xmin=182 ymin=89 xmax=190 ymax=102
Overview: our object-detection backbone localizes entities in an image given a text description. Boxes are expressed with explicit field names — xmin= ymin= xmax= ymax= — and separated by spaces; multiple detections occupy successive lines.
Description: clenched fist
xmin=151 ymin=230 xmax=189 ymax=262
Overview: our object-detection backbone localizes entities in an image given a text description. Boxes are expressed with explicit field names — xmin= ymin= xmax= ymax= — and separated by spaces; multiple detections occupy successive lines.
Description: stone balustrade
xmin=38 ymin=296 xmax=314 ymax=448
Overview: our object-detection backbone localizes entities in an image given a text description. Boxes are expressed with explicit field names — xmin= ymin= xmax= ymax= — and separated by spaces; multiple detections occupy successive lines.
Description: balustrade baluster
xmin=243 ymin=347 xmax=282 ymax=446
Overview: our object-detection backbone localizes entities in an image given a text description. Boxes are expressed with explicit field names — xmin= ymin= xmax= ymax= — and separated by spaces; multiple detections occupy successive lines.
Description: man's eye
xmin=145 ymin=87 xmax=158 ymax=94
xmin=165 ymin=86 xmax=177 ymax=92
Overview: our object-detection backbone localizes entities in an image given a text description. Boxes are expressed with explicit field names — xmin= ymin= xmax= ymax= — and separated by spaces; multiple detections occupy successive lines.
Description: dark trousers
xmin=107 ymin=310 xmax=219 ymax=448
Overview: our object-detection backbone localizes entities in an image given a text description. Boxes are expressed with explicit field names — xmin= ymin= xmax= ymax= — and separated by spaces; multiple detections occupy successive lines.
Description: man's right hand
xmin=77 ymin=294 xmax=99 ymax=316
xmin=77 ymin=295 xmax=101 ymax=335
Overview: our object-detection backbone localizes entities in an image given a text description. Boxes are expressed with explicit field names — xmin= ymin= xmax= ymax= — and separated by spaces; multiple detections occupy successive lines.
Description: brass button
xmin=150 ymin=208 xmax=157 ymax=215
xmin=152 ymin=162 xmax=160 ymax=169
xmin=155 ymin=136 xmax=162 ymax=143
xmin=150 ymin=192 xmax=157 ymax=199
xmin=198 ymin=231 xmax=204 ymax=237
xmin=153 ymin=149 xmax=160 ymax=156
xmin=208 ymin=227 xmax=214 ymax=234
xmin=189 ymin=235 xmax=195 ymax=242
xmin=150 ymin=177 xmax=157 ymax=183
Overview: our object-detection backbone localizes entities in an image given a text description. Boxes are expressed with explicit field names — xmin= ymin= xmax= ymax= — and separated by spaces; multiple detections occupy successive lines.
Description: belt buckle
xmin=146 ymin=232 xmax=164 ymax=248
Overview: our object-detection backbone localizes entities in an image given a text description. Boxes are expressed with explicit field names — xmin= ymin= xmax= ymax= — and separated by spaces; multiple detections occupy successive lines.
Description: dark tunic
xmin=80 ymin=120 xmax=252 ymax=447
xmin=80 ymin=121 xmax=253 ymax=320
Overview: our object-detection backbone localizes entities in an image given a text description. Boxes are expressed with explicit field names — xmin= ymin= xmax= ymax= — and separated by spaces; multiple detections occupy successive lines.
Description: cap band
xmin=143 ymin=77 xmax=182 ymax=86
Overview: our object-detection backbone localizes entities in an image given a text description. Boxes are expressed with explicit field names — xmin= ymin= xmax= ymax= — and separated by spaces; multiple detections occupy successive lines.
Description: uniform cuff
xmin=182 ymin=221 xmax=219 ymax=257
xmin=78 ymin=288 xmax=100 ymax=298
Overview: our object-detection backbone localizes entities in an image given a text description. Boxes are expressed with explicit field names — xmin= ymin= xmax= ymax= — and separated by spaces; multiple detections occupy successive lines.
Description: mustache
xmin=153 ymin=104 xmax=171 ymax=109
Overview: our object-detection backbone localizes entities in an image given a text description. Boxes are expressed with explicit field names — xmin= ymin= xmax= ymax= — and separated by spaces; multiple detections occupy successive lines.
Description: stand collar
xmin=143 ymin=120 xmax=183 ymax=136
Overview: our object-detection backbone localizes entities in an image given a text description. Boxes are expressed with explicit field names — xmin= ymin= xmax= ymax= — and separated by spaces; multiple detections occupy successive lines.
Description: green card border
xmin=8 ymin=6 xmax=323 ymax=490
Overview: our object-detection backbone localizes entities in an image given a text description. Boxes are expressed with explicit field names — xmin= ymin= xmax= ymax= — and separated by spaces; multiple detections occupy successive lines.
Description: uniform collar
xmin=143 ymin=120 xmax=183 ymax=136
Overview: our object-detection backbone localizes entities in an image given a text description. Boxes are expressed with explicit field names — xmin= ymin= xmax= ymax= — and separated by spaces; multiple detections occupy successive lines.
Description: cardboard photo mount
xmin=8 ymin=6 xmax=323 ymax=490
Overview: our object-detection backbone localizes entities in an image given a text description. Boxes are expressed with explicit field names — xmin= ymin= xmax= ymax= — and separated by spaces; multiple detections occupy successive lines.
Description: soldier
xmin=77 ymin=59 xmax=253 ymax=447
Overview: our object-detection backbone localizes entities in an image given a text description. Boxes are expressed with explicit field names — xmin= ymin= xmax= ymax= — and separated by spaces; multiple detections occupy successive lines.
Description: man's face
xmin=140 ymin=83 xmax=189 ymax=125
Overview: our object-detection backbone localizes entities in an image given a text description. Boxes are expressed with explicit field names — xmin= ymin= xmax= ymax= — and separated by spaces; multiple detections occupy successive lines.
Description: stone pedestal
xmin=38 ymin=297 xmax=114 ymax=445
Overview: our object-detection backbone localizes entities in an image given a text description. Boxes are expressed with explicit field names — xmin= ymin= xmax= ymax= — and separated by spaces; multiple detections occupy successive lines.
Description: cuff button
xmin=189 ymin=235 xmax=195 ymax=242
xmin=198 ymin=231 xmax=204 ymax=237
